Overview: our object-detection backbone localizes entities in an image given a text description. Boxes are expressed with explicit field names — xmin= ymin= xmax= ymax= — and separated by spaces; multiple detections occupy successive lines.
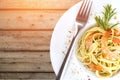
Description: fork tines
xmin=76 ymin=0 xmax=93 ymax=22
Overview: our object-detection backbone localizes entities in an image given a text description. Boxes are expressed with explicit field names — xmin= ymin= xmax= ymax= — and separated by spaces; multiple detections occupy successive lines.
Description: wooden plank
xmin=0 ymin=31 xmax=52 ymax=51
xmin=0 ymin=78 xmax=55 ymax=80
xmin=0 ymin=79 xmax=55 ymax=80
xmin=0 ymin=51 xmax=53 ymax=72
xmin=0 ymin=63 xmax=52 ymax=72
xmin=0 ymin=0 xmax=80 ymax=9
xmin=0 ymin=72 xmax=55 ymax=79
xmin=0 ymin=10 xmax=64 ymax=29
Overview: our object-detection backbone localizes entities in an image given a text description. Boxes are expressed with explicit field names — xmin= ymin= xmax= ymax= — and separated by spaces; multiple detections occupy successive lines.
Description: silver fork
xmin=75 ymin=0 xmax=93 ymax=35
xmin=56 ymin=0 xmax=93 ymax=80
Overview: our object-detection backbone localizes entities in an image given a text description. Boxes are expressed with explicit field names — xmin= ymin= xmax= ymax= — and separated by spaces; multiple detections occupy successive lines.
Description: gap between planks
xmin=0 ymin=29 xmax=53 ymax=31
xmin=0 ymin=8 xmax=67 ymax=11
xmin=0 ymin=50 xmax=50 ymax=52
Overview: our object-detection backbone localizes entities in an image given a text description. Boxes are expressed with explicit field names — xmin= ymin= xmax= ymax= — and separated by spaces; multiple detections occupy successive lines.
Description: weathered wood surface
xmin=0 ymin=79 xmax=55 ymax=80
xmin=0 ymin=10 xmax=64 ymax=29
xmin=0 ymin=78 xmax=55 ymax=80
xmin=0 ymin=73 xmax=55 ymax=79
xmin=0 ymin=0 xmax=80 ymax=9
xmin=0 ymin=51 xmax=53 ymax=72
xmin=0 ymin=31 xmax=52 ymax=51
xmin=0 ymin=0 xmax=81 ymax=79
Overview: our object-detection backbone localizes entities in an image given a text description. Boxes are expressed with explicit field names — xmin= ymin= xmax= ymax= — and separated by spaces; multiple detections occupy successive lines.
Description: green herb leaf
xmin=95 ymin=4 xmax=119 ymax=30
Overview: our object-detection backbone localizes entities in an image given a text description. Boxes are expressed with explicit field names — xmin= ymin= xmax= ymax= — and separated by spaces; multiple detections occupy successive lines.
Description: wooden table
xmin=0 ymin=0 xmax=80 ymax=79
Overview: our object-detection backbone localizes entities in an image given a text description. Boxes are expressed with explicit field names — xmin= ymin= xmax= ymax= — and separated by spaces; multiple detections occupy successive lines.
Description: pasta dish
xmin=76 ymin=4 xmax=120 ymax=78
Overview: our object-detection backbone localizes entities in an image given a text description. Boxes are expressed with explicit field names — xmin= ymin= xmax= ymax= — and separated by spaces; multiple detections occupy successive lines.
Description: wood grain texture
xmin=0 ymin=0 xmax=78 ymax=79
xmin=0 ymin=31 xmax=52 ymax=51
xmin=0 ymin=10 xmax=64 ymax=29
xmin=0 ymin=72 xmax=55 ymax=79
xmin=0 ymin=79 xmax=55 ymax=80
xmin=0 ymin=51 xmax=53 ymax=72
xmin=0 ymin=0 xmax=80 ymax=9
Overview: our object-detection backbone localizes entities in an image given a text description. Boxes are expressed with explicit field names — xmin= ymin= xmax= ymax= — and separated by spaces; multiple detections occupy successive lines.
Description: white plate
xmin=50 ymin=0 xmax=120 ymax=80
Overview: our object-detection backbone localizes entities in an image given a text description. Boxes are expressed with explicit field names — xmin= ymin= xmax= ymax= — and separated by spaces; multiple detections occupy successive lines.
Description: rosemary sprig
xmin=95 ymin=4 xmax=119 ymax=30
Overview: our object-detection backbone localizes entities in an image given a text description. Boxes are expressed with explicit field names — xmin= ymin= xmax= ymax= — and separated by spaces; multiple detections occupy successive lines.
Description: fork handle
xmin=56 ymin=26 xmax=81 ymax=80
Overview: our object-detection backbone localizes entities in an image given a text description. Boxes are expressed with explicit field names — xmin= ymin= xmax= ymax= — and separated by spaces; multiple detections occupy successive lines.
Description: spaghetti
xmin=76 ymin=26 xmax=120 ymax=78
